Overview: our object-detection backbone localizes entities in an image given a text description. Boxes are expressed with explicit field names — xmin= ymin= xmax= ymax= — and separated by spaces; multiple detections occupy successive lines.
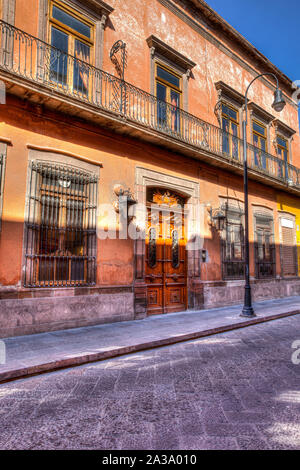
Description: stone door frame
xmin=134 ymin=166 xmax=202 ymax=318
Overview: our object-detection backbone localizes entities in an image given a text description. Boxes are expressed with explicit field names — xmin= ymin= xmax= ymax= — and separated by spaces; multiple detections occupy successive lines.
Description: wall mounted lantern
xmin=113 ymin=184 xmax=136 ymax=219
xmin=210 ymin=207 xmax=226 ymax=232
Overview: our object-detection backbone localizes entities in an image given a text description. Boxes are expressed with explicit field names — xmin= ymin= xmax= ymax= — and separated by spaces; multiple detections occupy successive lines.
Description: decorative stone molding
xmin=214 ymin=81 xmax=247 ymax=127
xmin=23 ymin=148 xmax=101 ymax=286
xmin=146 ymin=35 xmax=196 ymax=112
xmin=215 ymin=81 xmax=246 ymax=107
xmin=134 ymin=166 xmax=201 ymax=316
xmin=273 ymin=119 xmax=296 ymax=138
xmin=159 ymin=0 xmax=295 ymax=105
xmin=248 ymin=102 xmax=274 ymax=124
xmin=146 ymin=35 xmax=196 ymax=71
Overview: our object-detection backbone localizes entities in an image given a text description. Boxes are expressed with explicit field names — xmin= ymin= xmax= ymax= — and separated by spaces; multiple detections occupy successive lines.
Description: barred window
xmin=254 ymin=214 xmax=276 ymax=278
xmin=24 ymin=161 xmax=98 ymax=287
xmin=221 ymin=207 xmax=244 ymax=279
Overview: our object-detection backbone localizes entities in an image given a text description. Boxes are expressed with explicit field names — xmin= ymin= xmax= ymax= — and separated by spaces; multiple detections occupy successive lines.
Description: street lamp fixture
xmin=241 ymin=73 xmax=286 ymax=318
xmin=272 ymin=88 xmax=286 ymax=112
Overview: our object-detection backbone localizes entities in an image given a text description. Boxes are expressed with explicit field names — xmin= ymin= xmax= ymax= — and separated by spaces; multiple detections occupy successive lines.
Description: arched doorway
xmin=145 ymin=188 xmax=187 ymax=314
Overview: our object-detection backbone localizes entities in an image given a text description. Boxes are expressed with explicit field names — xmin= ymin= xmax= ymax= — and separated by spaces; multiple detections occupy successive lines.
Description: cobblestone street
xmin=0 ymin=315 xmax=300 ymax=450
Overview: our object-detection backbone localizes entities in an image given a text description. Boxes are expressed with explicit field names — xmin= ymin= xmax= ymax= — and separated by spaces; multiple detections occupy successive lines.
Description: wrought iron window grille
xmin=221 ymin=204 xmax=245 ymax=280
xmin=23 ymin=161 xmax=98 ymax=288
xmin=254 ymin=214 xmax=276 ymax=278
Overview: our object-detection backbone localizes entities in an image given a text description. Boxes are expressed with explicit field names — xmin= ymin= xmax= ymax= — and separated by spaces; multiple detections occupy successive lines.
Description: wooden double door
xmin=145 ymin=189 xmax=187 ymax=315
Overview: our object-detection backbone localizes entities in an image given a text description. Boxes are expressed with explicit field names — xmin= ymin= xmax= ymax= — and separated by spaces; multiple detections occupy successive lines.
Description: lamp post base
xmin=240 ymin=305 xmax=256 ymax=318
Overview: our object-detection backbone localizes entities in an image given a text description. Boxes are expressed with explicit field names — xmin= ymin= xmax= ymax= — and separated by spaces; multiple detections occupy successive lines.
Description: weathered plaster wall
xmin=0 ymin=93 xmax=283 ymax=290
xmin=12 ymin=0 xmax=300 ymax=162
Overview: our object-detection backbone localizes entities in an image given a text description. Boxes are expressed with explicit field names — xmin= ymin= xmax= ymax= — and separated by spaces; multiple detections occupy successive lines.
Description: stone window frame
xmin=214 ymin=81 xmax=246 ymax=131
xmin=278 ymin=210 xmax=298 ymax=278
xmin=219 ymin=197 xmax=245 ymax=280
xmin=22 ymin=146 xmax=101 ymax=288
xmin=146 ymin=35 xmax=196 ymax=112
xmin=272 ymin=118 xmax=296 ymax=166
xmin=0 ymin=140 xmax=8 ymax=232
xmin=38 ymin=0 xmax=113 ymax=71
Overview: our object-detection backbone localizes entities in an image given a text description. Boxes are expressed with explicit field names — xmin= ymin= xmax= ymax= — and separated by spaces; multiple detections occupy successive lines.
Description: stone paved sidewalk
xmin=1 ymin=296 xmax=300 ymax=383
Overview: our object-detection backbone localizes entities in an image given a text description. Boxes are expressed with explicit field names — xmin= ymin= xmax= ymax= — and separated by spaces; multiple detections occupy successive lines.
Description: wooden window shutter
xmin=282 ymin=226 xmax=296 ymax=276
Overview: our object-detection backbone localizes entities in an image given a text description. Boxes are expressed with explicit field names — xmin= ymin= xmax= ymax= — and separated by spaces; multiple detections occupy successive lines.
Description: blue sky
xmin=206 ymin=0 xmax=300 ymax=124
xmin=207 ymin=0 xmax=299 ymax=83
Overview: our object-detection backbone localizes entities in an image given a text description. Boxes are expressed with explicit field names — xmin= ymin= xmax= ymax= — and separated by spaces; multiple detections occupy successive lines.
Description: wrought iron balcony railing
xmin=0 ymin=19 xmax=299 ymax=189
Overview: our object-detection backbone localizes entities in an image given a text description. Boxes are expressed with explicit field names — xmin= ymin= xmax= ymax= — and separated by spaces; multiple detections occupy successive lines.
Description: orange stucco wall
xmin=13 ymin=0 xmax=299 ymax=149
xmin=1 ymin=0 xmax=299 ymax=291
xmin=0 ymin=94 xmax=284 ymax=287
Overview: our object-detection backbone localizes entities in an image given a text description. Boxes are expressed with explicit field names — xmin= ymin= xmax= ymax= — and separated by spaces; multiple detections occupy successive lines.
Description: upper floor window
xmin=49 ymin=1 xmax=94 ymax=94
xmin=277 ymin=135 xmax=289 ymax=179
xmin=221 ymin=103 xmax=239 ymax=159
xmin=277 ymin=135 xmax=289 ymax=163
xmin=252 ymin=120 xmax=267 ymax=169
xmin=155 ymin=62 xmax=182 ymax=132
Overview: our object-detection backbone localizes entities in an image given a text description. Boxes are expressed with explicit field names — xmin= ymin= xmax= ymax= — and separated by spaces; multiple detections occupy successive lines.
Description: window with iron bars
xmin=221 ymin=206 xmax=245 ymax=280
xmin=24 ymin=161 xmax=98 ymax=287
xmin=254 ymin=214 xmax=276 ymax=278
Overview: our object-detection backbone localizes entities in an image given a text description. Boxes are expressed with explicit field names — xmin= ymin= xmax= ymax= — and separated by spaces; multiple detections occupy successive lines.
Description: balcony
xmin=0 ymin=20 xmax=299 ymax=192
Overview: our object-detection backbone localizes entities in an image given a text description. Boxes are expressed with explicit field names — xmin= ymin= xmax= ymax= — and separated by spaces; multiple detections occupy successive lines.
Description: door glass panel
xmin=172 ymin=229 xmax=179 ymax=268
xmin=148 ymin=227 xmax=157 ymax=268
xmin=170 ymin=89 xmax=180 ymax=132
xmin=260 ymin=138 xmax=267 ymax=169
xmin=222 ymin=117 xmax=230 ymax=155
xmin=157 ymin=82 xmax=167 ymax=125
xmin=50 ymin=26 xmax=69 ymax=85
xmin=231 ymin=122 xmax=238 ymax=159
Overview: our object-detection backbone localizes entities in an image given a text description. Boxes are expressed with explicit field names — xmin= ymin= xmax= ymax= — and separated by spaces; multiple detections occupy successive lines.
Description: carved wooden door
xmin=145 ymin=189 xmax=187 ymax=315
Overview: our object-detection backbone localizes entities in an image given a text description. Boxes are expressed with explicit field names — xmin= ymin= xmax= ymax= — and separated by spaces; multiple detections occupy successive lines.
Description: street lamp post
xmin=241 ymin=73 xmax=286 ymax=318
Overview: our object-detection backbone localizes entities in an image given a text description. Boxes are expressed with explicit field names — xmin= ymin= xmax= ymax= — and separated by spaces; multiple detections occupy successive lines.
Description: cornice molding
xmin=248 ymin=102 xmax=275 ymax=124
xmin=158 ymin=0 xmax=297 ymax=108
xmin=189 ymin=0 xmax=293 ymax=88
xmin=146 ymin=35 xmax=196 ymax=71
xmin=215 ymin=81 xmax=246 ymax=107
xmin=273 ymin=119 xmax=296 ymax=138
xmin=26 ymin=144 xmax=103 ymax=167
xmin=72 ymin=0 xmax=113 ymax=17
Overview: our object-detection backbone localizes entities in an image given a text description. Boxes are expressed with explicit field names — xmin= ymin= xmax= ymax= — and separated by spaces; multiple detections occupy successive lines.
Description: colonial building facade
xmin=0 ymin=0 xmax=299 ymax=337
